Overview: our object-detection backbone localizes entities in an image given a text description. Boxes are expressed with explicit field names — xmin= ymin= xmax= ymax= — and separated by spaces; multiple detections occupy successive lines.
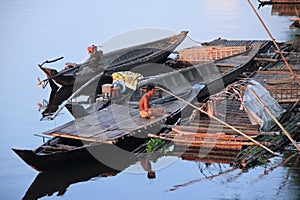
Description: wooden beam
xmin=254 ymin=57 xmax=278 ymax=62
xmin=148 ymin=134 xmax=270 ymax=147
xmin=256 ymin=71 xmax=294 ymax=75
xmin=170 ymin=132 xmax=254 ymax=141
xmin=172 ymin=126 xmax=259 ymax=136
xmin=266 ymin=76 xmax=295 ymax=84
xmin=188 ymin=121 xmax=258 ymax=130
xmin=278 ymin=99 xmax=300 ymax=103
xmin=48 ymin=132 xmax=115 ymax=144
xmin=216 ymin=63 xmax=237 ymax=67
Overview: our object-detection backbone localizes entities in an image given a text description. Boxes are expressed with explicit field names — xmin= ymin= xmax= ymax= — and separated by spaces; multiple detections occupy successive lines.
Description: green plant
xmin=146 ymin=139 xmax=166 ymax=153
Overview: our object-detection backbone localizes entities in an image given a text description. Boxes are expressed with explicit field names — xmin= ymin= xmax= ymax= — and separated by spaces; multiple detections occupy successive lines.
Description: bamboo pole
xmin=158 ymin=87 xmax=277 ymax=155
xmin=249 ymin=88 xmax=300 ymax=151
xmin=172 ymin=126 xmax=260 ymax=136
xmin=278 ymin=99 xmax=300 ymax=103
xmin=49 ymin=132 xmax=114 ymax=144
xmin=247 ymin=0 xmax=300 ymax=86
xmin=166 ymin=167 xmax=237 ymax=192
xmin=148 ymin=134 xmax=268 ymax=147
xmin=259 ymin=151 xmax=299 ymax=177
xmin=254 ymin=57 xmax=278 ymax=62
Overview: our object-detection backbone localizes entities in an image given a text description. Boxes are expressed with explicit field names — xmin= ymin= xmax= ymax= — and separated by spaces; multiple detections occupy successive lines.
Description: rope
xmin=187 ymin=35 xmax=202 ymax=45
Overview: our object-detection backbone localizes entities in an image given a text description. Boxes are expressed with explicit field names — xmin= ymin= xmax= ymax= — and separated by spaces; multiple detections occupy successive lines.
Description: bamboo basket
xmin=179 ymin=45 xmax=246 ymax=64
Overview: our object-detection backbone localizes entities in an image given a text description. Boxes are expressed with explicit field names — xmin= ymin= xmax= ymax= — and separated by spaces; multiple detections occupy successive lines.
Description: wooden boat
xmin=12 ymin=39 xmax=267 ymax=171
xmin=13 ymin=82 xmax=202 ymax=171
xmin=38 ymin=31 xmax=188 ymax=118
xmin=40 ymin=31 xmax=188 ymax=87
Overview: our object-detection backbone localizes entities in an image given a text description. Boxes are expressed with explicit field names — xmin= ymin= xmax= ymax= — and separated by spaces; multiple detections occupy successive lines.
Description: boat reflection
xmin=22 ymin=140 xmax=242 ymax=200
xmin=22 ymin=158 xmax=130 ymax=200
xmin=22 ymin=142 xmax=148 ymax=200
xmin=270 ymin=3 xmax=300 ymax=17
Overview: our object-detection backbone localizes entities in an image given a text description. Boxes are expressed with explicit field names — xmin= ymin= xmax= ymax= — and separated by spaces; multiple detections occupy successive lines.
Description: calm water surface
xmin=0 ymin=0 xmax=299 ymax=199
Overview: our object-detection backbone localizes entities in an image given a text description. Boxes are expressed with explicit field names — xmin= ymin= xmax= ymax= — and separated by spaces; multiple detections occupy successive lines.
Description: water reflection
xmin=22 ymin=159 xmax=121 ymax=200
xmin=22 ymin=140 xmax=240 ymax=200
xmin=22 ymin=142 xmax=160 ymax=200
xmin=264 ymin=151 xmax=300 ymax=199
xmin=21 ymin=140 xmax=300 ymax=200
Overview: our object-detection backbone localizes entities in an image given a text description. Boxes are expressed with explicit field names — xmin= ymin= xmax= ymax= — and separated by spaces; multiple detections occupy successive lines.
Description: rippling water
xmin=0 ymin=0 xmax=299 ymax=199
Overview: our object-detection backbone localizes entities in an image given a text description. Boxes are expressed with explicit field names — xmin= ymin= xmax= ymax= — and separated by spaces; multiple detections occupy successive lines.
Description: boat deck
xmin=43 ymin=88 xmax=199 ymax=144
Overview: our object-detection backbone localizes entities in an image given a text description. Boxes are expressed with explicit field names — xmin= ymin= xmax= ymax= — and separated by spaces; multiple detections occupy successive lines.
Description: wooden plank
xmin=172 ymin=126 xmax=259 ymax=136
xmin=149 ymin=134 xmax=267 ymax=147
xmin=254 ymin=57 xmax=278 ymax=62
xmin=188 ymin=121 xmax=259 ymax=131
xmin=278 ymin=99 xmax=300 ymax=103
xmin=216 ymin=63 xmax=237 ymax=67
xmin=48 ymin=132 xmax=115 ymax=144
xmin=256 ymin=71 xmax=296 ymax=75
xmin=170 ymin=132 xmax=254 ymax=141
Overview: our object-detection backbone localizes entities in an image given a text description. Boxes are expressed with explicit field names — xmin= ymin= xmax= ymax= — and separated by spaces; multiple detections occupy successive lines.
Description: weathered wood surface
xmin=43 ymin=87 xmax=199 ymax=143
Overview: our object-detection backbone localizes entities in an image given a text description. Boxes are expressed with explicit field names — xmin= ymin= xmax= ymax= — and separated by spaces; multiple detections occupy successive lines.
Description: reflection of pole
xmin=250 ymin=88 xmax=300 ymax=151
xmin=247 ymin=0 xmax=300 ymax=86
xmin=158 ymin=87 xmax=277 ymax=155
xmin=260 ymin=151 xmax=299 ymax=177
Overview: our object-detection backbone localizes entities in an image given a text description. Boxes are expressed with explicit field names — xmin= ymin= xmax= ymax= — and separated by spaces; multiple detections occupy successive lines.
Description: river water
xmin=1 ymin=0 xmax=300 ymax=199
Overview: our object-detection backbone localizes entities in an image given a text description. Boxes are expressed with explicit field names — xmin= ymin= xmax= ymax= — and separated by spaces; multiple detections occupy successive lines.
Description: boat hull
xmin=13 ymin=86 xmax=201 ymax=171
xmin=12 ymin=146 xmax=92 ymax=172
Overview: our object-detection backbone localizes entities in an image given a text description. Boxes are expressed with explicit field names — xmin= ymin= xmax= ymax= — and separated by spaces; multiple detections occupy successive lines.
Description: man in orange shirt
xmin=139 ymin=84 xmax=164 ymax=119
xmin=87 ymin=45 xmax=103 ymax=64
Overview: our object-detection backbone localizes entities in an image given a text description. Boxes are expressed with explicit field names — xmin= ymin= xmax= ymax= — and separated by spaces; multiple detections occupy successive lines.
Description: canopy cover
xmin=243 ymin=80 xmax=286 ymax=131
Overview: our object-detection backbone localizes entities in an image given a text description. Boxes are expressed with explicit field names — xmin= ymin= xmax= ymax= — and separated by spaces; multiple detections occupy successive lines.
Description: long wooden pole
xmin=49 ymin=133 xmax=114 ymax=144
xmin=250 ymin=88 xmax=300 ymax=151
xmin=158 ymin=87 xmax=277 ymax=155
xmin=247 ymin=0 xmax=300 ymax=86
xmin=148 ymin=133 xmax=270 ymax=147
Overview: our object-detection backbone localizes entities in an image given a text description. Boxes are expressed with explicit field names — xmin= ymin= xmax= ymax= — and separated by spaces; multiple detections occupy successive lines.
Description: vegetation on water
xmin=146 ymin=138 xmax=166 ymax=153
xmin=237 ymin=113 xmax=300 ymax=168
